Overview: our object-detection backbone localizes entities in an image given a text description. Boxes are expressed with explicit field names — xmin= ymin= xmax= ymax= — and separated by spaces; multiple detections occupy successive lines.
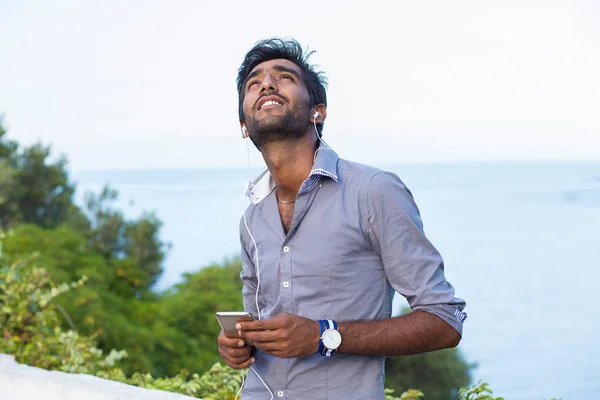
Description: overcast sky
xmin=1 ymin=0 xmax=599 ymax=171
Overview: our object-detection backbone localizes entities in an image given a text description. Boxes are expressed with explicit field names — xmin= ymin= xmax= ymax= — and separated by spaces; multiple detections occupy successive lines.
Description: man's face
xmin=241 ymin=59 xmax=312 ymax=147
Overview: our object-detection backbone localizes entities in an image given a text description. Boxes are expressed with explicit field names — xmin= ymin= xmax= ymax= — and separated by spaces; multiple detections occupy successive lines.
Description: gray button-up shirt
xmin=239 ymin=146 xmax=466 ymax=400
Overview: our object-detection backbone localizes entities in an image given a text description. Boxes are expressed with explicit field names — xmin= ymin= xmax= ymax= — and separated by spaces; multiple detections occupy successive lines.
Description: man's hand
xmin=217 ymin=330 xmax=254 ymax=369
xmin=236 ymin=313 xmax=320 ymax=358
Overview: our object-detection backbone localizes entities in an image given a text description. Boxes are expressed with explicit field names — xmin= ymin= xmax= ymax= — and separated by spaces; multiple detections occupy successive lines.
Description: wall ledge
xmin=0 ymin=354 xmax=197 ymax=400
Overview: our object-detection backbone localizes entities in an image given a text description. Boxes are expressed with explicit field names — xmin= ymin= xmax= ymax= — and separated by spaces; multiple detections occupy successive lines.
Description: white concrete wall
xmin=0 ymin=354 xmax=198 ymax=400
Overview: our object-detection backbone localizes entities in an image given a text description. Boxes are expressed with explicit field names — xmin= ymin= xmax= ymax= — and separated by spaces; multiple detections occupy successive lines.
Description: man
xmin=217 ymin=38 xmax=467 ymax=399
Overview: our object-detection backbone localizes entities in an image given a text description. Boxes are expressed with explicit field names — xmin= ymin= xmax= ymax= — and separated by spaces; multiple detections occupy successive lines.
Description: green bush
xmin=0 ymin=230 xmax=236 ymax=398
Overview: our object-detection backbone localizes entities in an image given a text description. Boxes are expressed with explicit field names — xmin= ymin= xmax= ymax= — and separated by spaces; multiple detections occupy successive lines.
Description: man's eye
xmin=247 ymin=81 xmax=259 ymax=89
xmin=280 ymin=74 xmax=292 ymax=80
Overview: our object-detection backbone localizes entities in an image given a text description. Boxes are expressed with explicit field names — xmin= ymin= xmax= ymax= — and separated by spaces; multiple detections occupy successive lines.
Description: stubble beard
xmin=247 ymin=103 xmax=309 ymax=148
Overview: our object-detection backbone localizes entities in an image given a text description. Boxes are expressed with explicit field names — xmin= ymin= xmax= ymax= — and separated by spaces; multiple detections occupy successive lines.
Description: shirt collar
xmin=245 ymin=143 xmax=339 ymax=205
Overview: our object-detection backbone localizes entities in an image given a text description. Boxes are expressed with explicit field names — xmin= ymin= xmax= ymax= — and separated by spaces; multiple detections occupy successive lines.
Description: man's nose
xmin=259 ymin=74 xmax=277 ymax=94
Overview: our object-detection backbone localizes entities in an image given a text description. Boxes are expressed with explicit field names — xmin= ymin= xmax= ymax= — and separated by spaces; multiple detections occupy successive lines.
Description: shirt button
xmin=283 ymin=246 xmax=290 ymax=253
xmin=282 ymin=281 xmax=290 ymax=288
xmin=277 ymin=391 xmax=284 ymax=397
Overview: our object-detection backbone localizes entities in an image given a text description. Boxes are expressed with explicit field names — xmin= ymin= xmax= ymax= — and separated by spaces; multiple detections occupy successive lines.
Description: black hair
xmin=236 ymin=38 xmax=328 ymax=136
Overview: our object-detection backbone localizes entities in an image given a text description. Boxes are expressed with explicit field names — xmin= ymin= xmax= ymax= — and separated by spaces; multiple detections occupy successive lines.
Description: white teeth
xmin=261 ymin=100 xmax=281 ymax=109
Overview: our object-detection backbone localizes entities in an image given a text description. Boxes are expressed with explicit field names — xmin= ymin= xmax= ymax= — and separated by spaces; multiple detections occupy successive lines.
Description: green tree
xmin=0 ymin=160 xmax=14 ymax=211
xmin=0 ymin=116 xmax=18 ymax=158
xmin=10 ymin=144 xmax=76 ymax=228
xmin=0 ymin=117 xmax=19 ymax=228
xmin=122 ymin=211 xmax=166 ymax=287
xmin=0 ymin=116 xmax=83 ymax=230
xmin=81 ymin=186 xmax=168 ymax=288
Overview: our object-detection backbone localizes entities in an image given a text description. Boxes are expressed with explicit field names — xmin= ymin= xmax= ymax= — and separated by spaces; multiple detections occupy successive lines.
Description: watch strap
xmin=316 ymin=319 xmax=325 ymax=355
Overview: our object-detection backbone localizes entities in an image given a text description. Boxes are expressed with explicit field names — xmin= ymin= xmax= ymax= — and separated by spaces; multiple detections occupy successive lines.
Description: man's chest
xmin=277 ymin=203 xmax=295 ymax=234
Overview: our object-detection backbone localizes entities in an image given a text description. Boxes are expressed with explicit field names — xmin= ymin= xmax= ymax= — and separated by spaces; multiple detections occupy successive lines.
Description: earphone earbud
xmin=241 ymin=126 xmax=248 ymax=138
xmin=313 ymin=111 xmax=319 ymax=119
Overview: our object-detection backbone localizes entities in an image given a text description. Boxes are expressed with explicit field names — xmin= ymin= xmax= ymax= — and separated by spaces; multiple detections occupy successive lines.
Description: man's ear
xmin=240 ymin=122 xmax=249 ymax=138
xmin=311 ymin=104 xmax=327 ymax=123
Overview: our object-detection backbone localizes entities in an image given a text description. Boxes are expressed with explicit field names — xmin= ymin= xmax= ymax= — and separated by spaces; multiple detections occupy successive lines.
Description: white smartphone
xmin=215 ymin=311 xmax=254 ymax=336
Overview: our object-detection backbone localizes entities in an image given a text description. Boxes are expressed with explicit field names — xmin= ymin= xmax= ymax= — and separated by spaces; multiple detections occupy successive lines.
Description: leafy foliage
xmin=81 ymin=187 xmax=168 ymax=287
xmin=3 ymin=224 xmax=168 ymax=374
xmin=0 ymin=119 xmax=78 ymax=230
xmin=98 ymin=363 xmax=246 ymax=400
xmin=0 ymin=232 xmax=125 ymax=374
xmin=458 ymin=381 xmax=505 ymax=400
xmin=0 ymin=237 xmax=241 ymax=397
xmin=398 ymin=389 xmax=425 ymax=400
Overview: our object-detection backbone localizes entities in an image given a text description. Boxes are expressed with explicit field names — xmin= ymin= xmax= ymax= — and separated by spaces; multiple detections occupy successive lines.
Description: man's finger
xmin=218 ymin=332 xmax=246 ymax=348
xmin=227 ymin=352 xmax=252 ymax=364
xmin=237 ymin=316 xmax=281 ymax=331
xmin=252 ymin=341 xmax=281 ymax=353
xmin=229 ymin=356 xmax=255 ymax=370
xmin=220 ymin=345 xmax=251 ymax=359
xmin=223 ymin=330 xmax=243 ymax=339
xmin=219 ymin=337 xmax=246 ymax=348
xmin=242 ymin=329 xmax=279 ymax=343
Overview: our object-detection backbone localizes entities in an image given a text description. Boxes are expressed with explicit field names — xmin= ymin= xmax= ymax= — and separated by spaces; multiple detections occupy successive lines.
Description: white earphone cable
xmin=313 ymin=117 xmax=332 ymax=161
xmin=235 ymin=369 xmax=245 ymax=400
xmin=246 ymin=136 xmax=253 ymax=184
xmin=242 ymin=210 xmax=261 ymax=321
xmin=239 ymin=137 xmax=273 ymax=400
xmin=249 ymin=365 xmax=274 ymax=399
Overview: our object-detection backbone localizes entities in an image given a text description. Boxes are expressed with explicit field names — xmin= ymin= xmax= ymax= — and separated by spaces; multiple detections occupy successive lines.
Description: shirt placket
xmin=273 ymin=183 xmax=322 ymax=399
xmin=280 ymin=240 xmax=293 ymax=313
xmin=271 ymin=236 xmax=292 ymax=398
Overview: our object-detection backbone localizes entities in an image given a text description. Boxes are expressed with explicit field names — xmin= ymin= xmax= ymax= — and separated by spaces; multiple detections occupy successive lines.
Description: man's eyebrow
xmin=243 ymin=65 xmax=301 ymax=89
xmin=273 ymin=65 xmax=301 ymax=80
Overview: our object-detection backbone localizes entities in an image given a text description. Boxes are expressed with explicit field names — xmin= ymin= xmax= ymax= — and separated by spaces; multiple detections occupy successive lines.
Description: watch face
xmin=322 ymin=329 xmax=342 ymax=349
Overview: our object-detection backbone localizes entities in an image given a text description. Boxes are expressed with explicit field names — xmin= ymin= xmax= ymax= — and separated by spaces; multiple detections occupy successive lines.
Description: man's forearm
xmin=337 ymin=311 xmax=461 ymax=356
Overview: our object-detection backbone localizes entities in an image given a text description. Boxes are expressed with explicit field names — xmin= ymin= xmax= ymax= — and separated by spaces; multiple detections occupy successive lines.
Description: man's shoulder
xmin=337 ymin=158 xmax=412 ymax=200
xmin=337 ymin=158 xmax=406 ymax=188
xmin=337 ymin=158 xmax=384 ymax=180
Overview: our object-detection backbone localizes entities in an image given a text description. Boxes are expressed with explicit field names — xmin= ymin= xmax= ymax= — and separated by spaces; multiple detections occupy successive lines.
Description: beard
xmin=246 ymin=102 xmax=309 ymax=148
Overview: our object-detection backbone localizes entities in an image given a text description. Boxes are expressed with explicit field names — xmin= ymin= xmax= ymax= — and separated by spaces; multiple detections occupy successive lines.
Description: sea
xmin=72 ymin=161 xmax=600 ymax=400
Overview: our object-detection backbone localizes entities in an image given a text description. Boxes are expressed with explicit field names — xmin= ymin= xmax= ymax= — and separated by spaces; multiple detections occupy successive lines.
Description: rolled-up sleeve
xmin=364 ymin=171 xmax=467 ymax=335
xmin=239 ymin=216 xmax=259 ymax=319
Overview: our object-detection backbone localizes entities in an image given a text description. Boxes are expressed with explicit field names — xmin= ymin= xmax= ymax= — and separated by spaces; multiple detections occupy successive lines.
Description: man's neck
xmin=260 ymin=133 xmax=318 ymax=201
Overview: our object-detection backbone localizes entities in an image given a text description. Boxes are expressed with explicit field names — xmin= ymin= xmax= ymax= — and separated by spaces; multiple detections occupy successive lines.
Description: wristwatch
xmin=318 ymin=319 xmax=342 ymax=356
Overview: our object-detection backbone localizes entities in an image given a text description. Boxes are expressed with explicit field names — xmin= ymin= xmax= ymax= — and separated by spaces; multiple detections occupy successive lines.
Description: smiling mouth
xmin=258 ymin=100 xmax=283 ymax=110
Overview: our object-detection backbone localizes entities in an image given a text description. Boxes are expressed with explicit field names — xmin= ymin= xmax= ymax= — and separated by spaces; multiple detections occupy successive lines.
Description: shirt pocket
xmin=290 ymin=225 xmax=386 ymax=320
